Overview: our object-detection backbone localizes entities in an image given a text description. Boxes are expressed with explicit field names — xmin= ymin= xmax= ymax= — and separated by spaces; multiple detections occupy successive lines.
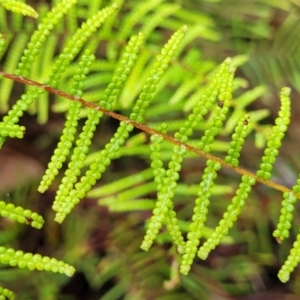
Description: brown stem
xmin=0 ymin=70 xmax=297 ymax=199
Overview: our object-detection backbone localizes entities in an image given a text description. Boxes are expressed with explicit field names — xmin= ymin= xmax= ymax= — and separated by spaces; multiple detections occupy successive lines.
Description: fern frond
xmin=140 ymin=3 xmax=180 ymax=40
xmin=0 ymin=3 xmax=118 ymax=150
xmin=0 ymin=286 xmax=14 ymax=300
xmin=198 ymin=87 xmax=291 ymax=261
xmin=38 ymin=49 xmax=95 ymax=193
xmin=180 ymin=159 xmax=221 ymax=274
xmin=100 ymin=182 xmax=156 ymax=206
xmin=0 ymin=201 xmax=44 ymax=229
xmin=0 ymin=33 xmax=28 ymax=112
xmin=0 ymin=122 xmax=25 ymax=138
xmin=46 ymin=3 xmax=117 ymax=88
xmin=87 ymin=168 xmax=154 ymax=198
xmin=0 ymin=246 xmax=75 ymax=276
xmin=54 ymin=27 xmax=186 ymax=223
xmin=198 ymin=174 xmax=256 ymax=260
xmin=142 ymin=58 xmax=232 ymax=265
xmin=0 ymin=0 xmax=38 ymax=19
xmin=278 ymin=230 xmax=300 ymax=283
xmin=256 ymin=87 xmax=291 ymax=180
xmin=273 ymin=191 xmax=297 ymax=243
xmin=141 ymin=57 xmax=231 ymax=254
xmin=0 ymin=0 xmax=78 ymax=148
xmin=118 ymin=0 xmax=163 ymax=40
xmin=16 ymin=0 xmax=77 ymax=78
xmin=53 ymin=32 xmax=143 ymax=222
xmin=30 ymin=34 xmax=57 ymax=123
xmin=198 ymin=62 xmax=234 ymax=153
xmin=224 ymin=115 xmax=250 ymax=167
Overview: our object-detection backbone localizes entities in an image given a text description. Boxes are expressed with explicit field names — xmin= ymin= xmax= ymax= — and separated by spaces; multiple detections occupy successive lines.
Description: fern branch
xmin=0 ymin=70 xmax=297 ymax=200
xmin=0 ymin=246 xmax=75 ymax=276
xmin=0 ymin=201 xmax=44 ymax=229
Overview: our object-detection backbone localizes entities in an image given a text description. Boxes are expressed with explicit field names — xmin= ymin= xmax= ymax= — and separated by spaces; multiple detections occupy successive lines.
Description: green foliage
xmin=279 ymin=231 xmax=300 ymax=283
xmin=38 ymin=49 xmax=95 ymax=193
xmin=0 ymin=286 xmax=14 ymax=300
xmin=0 ymin=200 xmax=44 ymax=228
xmin=256 ymin=87 xmax=291 ymax=180
xmin=0 ymin=0 xmax=38 ymax=19
xmin=0 ymin=246 xmax=74 ymax=276
xmin=1 ymin=0 xmax=300 ymax=298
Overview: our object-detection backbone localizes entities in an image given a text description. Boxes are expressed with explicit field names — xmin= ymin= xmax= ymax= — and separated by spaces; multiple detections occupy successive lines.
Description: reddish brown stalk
xmin=0 ymin=70 xmax=297 ymax=199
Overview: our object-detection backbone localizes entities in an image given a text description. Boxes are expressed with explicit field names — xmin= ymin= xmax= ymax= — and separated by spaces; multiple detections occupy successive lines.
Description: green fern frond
xmin=0 ymin=0 xmax=38 ymax=19
xmin=180 ymin=159 xmax=221 ymax=274
xmin=198 ymin=174 xmax=256 ymax=260
xmin=0 ymin=33 xmax=28 ymax=112
xmin=198 ymin=87 xmax=291 ymax=262
xmin=224 ymin=115 xmax=250 ymax=167
xmin=38 ymin=49 xmax=95 ymax=194
xmin=273 ymin=191 xmax=297 ymax=243
xmin=16 ymin=0 xmax=77 ymax=78
xmin=0 ymin=201 xmax=44 ymax=229
xmin=54 ymin=26 xmax=187 ymax=224
xmin=0 ymin=0 xmax=78 ymax=148
xmin=0 ymin=246 xmax=75 ymax=276
xmin=256 ymin=87 xmax=291 ymax=180
xmin=278 ymin=230 xmax=300 ymax=283
xmin=87 ymin=168 xmax=154 ymax=198
xmin=141 ymin=57 xmax=230 ymax=253
xmin=0 ymin=286 xmax=14 ymax=300
xmin=119 ymin=0 xmax=162 ymax=39
xmin=53 ymin=32 xmax=143 ymax=222
xmin=0 ymin=122 xmax=25 ymax=138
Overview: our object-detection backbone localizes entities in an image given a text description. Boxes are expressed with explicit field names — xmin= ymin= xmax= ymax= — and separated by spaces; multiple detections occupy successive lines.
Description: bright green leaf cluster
xmin=198 ymin=175 xmax=256 ymax=260
xmin=16 ymin=0 xmax=77 ymax=77
xmin=53 ymin=33 xmax=143 ymax=222
xmin=278 ymin=230 xmax=300 ymax=283
xmin=0 ymin=87 xmax=40 ymax=149
xmin=88 ymin=168 xmax=154 ymax=198
xmin=225 ymin=115 xmax=249 ymax=167
xmin=0 ymin=246 xmax=75 ymax=276
xmin=256 ymin=87 xmax=291 ymax=180
xmin=54 ymin=121 xmax=134 ymax=223
xmin=54 ymin=26 xmax=186 ymax=223
xmin=174 ymin=57 xmax=232 ymax=145
xmin=149 ymin=123 xmax=168 ymax=188
xmin=273 ymin=191 xmax=297 ymax=243
xmin=180 ymin=159 xmax=221 ymax=275
xmin=0 ymin=0 xmax=38 ymax=19
xmin=0 ymin=122 xmax=25 ymax=138
xmin=142 ymin=143 xmax=186 ymax=252
xmin=0 ymin=201 xmax=44 ymax=229
xmin=38 ymin=49 xmax=95 ymax=193
xmin=273 ymin=175 xmax=300 ymax=245
xmin=139 ymin=27 xmax=189 ymax=252
xmin=45 ymin=3 xmax=118 ymax=88
xmin=130 ymin=25 xmax=187 ymax=124
xmin=141 ymin=56 xmax=231 ymax=254
xmin=197 ymin=60 xmax=234 ymax=153
xmin=118 ymin=0 xmax=162 ymax=40
xmin=0 ymin=0 xmax=78 ymax=149
xmin=0 ymin=286 xmax=14 ymax=300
